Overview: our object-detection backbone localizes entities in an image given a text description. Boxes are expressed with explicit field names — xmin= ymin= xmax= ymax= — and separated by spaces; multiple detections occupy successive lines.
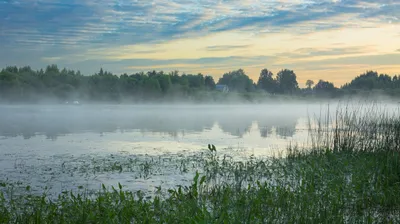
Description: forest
xmin=0 ymin=64 xmax=399 ymax=103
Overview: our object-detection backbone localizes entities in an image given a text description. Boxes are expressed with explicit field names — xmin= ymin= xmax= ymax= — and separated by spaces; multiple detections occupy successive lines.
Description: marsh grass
xmin=1 ymin=103 xmax=400 ymax=223
xmin=307 ymin=102 xmax=400 ymax=153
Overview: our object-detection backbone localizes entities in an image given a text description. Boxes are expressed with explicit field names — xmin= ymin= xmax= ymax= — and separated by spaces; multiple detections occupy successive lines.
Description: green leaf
xmin=200 ymin=176 xmax=206 ymax=185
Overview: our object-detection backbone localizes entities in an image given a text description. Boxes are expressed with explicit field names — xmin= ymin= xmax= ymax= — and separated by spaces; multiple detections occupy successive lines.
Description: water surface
xmin=0 ymin=103 xmax=332 ymax=195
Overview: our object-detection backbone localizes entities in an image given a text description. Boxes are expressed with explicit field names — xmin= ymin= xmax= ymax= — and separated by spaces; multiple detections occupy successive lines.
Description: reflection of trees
xmin=0 ymin=106 xmax=217 ymax=139
xmin=0 ymin=105 xmax=302 ymax=139
xmin=129 ymin=110 xmax=216 ymax=137
xmin=259 ymin=126 xmax=272 ymax=138
xmin=257 ymin=113 xmax=298 ymax=138
xmin=216 ymin=107 xmax=300 ymax=138
xmin=275 ymin=123 xmax=297 ymax=138
xmin=216 ymin=114 xmax=253 ymax=137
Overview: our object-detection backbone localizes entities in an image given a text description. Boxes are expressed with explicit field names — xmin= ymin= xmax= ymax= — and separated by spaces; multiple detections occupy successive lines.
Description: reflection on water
xmin=0 ymin=104 xmax=301 ymax=140
xmin=0 ymin=103 xmax=330 ymax=197
xmin=1 ymin=102 xmax=398 ymax=197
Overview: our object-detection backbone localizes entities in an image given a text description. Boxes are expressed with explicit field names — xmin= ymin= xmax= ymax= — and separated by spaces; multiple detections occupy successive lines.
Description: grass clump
xmin=1 ymin=103 xmax=400 ymax=223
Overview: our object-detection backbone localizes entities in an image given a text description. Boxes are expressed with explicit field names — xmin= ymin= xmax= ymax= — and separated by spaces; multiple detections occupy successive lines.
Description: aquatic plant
xmin=1 ymin=103 xmax=400 ymax=223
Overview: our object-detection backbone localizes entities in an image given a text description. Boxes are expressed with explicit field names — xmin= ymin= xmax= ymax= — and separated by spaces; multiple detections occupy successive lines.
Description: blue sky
xmin=1 ymin=0 xmax=399 ymax=86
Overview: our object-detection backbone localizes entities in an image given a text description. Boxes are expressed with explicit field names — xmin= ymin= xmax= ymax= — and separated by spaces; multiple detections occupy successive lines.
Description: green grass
xmin=1 ymin=103 xmax=400 ymax=223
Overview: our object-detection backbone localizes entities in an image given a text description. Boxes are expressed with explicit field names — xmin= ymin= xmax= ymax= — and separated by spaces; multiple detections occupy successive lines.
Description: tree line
xmin=0 ymin=64 xmax=399 ymax=103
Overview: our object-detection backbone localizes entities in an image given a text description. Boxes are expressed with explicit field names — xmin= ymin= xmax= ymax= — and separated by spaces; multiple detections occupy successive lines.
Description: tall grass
xmin=306 ymin=102 xmax=400 ymax=152
xmin=1 ymin=103 xmax=400 ymax=223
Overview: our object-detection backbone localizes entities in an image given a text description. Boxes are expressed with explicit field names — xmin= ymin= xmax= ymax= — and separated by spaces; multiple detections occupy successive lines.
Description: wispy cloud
xmin=205 ymin=45 xmax=252 ymax=51
xmin=0 ymin=0 xmax=399 ymax=84
xmin=277 ymin=53 xmax=400 ymax=71
xmin=67 ymin=55 xmax=273 ymax=74
xmin=275 ymin=46 xmax=371 ymax=59
xmin=1 ymin=0 xmax=399 ymax=48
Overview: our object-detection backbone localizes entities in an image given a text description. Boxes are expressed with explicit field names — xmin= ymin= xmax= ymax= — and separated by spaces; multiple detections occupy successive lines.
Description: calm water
xmin=0 ymin=103 xmax=335 ymax=195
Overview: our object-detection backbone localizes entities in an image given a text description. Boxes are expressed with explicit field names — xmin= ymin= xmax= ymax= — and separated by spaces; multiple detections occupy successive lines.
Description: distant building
xmin=215 ymin=84 xmax=229 ymax=93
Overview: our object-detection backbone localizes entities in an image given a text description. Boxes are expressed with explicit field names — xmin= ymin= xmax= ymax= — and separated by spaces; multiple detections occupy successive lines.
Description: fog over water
xmin=0 ymin=103 xmax=327 ymax=152
xmin=0 ymin=102 xmax=393 ymax=196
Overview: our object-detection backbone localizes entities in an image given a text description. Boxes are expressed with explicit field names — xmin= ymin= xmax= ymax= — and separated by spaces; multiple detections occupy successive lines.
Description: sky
xmin=0 ymin=0 xmax=399 ymax=86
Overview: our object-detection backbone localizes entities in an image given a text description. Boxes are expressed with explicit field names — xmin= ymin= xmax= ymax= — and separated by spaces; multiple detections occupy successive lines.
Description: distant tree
xmin=119 ymin=74 xmax=138 ymax=97
xmin=306 ymin=80 xmax=314 ymax=89
xmin=314 ymin=80 xmax=335 ymax=91
xmin=18 ymin=66 xmax=33 ymax=73
xmin=276 ymin=69 xmax=299 ymax=94
xmin=168 ymin=70 xmax=179 ymax=83
xmin=257 ymin=68 xmax=277 ymax=93
xmin=378 ymin=74 xmax=392 ymax=88
xmin=54 ymin=83 xmax=74 ymax=100
xmin=147 ymin=70 xmax=157 ymax=78
xmin=0 ymin=70 xmax=21 ymax=100
xmin=393 ymin=75 xmax=400 ymax=89
xmin=178 ymin=74 xmax=190 ymax=87
xmin=343 ymin=71 xmax=395 ymax=91
xmin=313 ymin=79 xmax=337 ymax=97
xmin=204 ymin=75 xmax=216 ymax=90
xmin=4 ymin=66 xmax=18 ymax=74
xmin=45 ymin=64 xmax=60 ymax=74
xmin=218 ymin=69 xmax=254 ymax=92
xmin=186 ymin=74 xmax=205 ymax=88
xmin=143 ymin=77 xmax=162 ymax=97
xmin=2 ymin=64 xmax=400 ymax=103
xmin=343 ymin=71 xmax=378 ymax=90
xmin=156 ymin=74 xmax=172 ymax=93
